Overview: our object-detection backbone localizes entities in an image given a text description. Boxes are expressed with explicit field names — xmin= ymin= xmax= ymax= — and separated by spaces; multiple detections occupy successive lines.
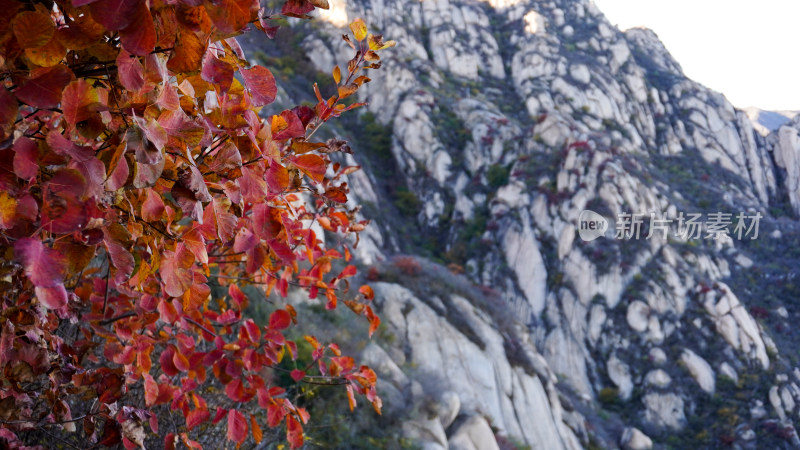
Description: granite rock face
xmin=245 ymin=0 xmax=800 ymax=447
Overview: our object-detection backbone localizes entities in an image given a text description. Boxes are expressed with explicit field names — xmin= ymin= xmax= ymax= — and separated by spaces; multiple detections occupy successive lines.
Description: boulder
xmin=620 ymin=427 xmax=653 ymax=450
xmin=448 ymin=415 xmax=500 ymax=450
xmin=643 ymin=393 xmax=686 ymax=430
xmin=680 ymin=349 xmax=715 ymax=393
xmin=608 ymin=354 xmax=634 ymax=400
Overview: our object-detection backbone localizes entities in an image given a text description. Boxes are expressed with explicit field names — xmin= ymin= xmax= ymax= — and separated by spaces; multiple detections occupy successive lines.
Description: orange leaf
xmin=346 ymin=384 xmax=356 ymax=412
xmin=266 ymin=162 xmax=289 ymax=193
xmin=205 ymin=0 xmax=256 ymax=34
xmin=359 ymin=285 xmax=374 ymax=300
xmin=293 ymin=154 xmax=326 ymax=183
xmin=13 ymin=10 xmax=54 ymax=49
xmin=167 ymin=28 xmax=207 ymax=73
xmin=250 ymin=415 xmax=263 ymax=444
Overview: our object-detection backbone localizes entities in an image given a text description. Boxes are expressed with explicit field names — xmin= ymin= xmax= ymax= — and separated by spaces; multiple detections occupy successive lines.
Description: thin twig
xmin=184 ymin=317 xmax=218 ymax=337
xmin=99 ymin=312 xmax=137 ymax=325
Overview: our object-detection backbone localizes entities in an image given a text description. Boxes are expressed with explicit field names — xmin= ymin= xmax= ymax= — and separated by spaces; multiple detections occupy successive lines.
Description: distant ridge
xmin=743 ymin=106 xmax=798 ymax=135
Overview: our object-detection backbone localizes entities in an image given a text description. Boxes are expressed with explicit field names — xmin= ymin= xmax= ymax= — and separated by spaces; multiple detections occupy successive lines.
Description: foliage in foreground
xmin=0 ymin=0 xmax=394 ymax=447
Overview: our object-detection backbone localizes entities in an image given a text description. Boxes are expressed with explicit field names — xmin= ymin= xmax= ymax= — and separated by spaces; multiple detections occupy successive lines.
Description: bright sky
xmin=592 ymin=0 xmax=800 ymax=111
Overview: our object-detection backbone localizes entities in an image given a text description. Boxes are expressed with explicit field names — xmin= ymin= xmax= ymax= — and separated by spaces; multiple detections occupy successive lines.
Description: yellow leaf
xmin=332 ymin=65 xmax=341 ymax=84
xmin=349 ymin=18 xmax=367 ymax=41
xmin=0 ymin=192 xmax=17 ymax=229
xmin=368 ymin=33 xmax=397 ymax=51
xmin=25 ymin=36 xmax=66 ymax=67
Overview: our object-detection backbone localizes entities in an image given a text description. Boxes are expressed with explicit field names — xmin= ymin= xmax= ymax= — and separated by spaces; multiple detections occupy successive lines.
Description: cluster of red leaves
xmin=0 ymin=0 xmax=394 ymax=447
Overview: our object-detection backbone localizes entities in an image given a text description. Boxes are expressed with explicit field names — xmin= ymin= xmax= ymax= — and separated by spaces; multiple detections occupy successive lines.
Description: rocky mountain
xmin=244 ymin=0 xmax=800 ymax=448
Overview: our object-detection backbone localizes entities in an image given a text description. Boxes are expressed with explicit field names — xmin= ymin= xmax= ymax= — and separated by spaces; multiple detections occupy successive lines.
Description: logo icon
xmin=578 ymin=209 xmax=609 ymax=241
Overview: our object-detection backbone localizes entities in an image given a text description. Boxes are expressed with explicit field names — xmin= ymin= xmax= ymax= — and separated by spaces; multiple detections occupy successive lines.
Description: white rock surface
xmin=643 ymin=393 xmax=686 ymax=430
xmin=620 ymin=427 xmax=653 ymax=450
xmin=448 ymin=415 xmax=501 ymax=450
xmin=680 ymin=349 xmax=715 ymax=394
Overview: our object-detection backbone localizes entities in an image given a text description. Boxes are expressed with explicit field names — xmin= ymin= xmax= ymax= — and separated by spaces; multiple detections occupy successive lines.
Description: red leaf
xmin=281 ymin=0 xmax=314 ymax=18
xmin=119 ymin=3 xmax=156 ymax=56
xmin=338 ymin=265 xmax=357 ymax=278
xmin=13 ymin=137 xmax=38 ymax=180
xmin=90 ymin=0 xmax=141 ymax=30
xmin=173 ymin=349 xmax=190 ymax=372
xmin=212 ymin=408 xmax=228 ymax=425
xmin=293 ymin=154 xmax=326 ymax=182
xmin=290 ymin=370 xmax=305 ymax=382
xmin=159 ymin=345 xmax=179 ymax=376
xmin=117 ymin=50 xmax=146 ymax=92
xmin=185 ymin=408 xmax=210 ymax=431
xmin=133 ymin=115 xmax=167 ymax=151
xmin=14 ymin=238 xmax=66 ymax=288
xmin=202 ymin=198 xmax=238 ymax=241
xmin=226 ymin=409 xmax=247 ymax=445
xmin=268 ymin=238 xmax=295 ymax=263
xmin=104 ymin=227 xmax=135 ymax=287
xmin=239 ymin=166 xmax=268 ymax=204
xmin=228 ymin=284 xmax=248 ymax=310
xmin=206 ymin=141 xmax=242 ymax=173
xmin=98 ymin=420 xmax=122 ymax=447
xmin=180 ymin=165 xmax=212 ymax=203
xmin=324 ymin=187 xmax=347 ymax=203
xmin=156 ymin=83 xmax=179 ymax=111
xmin=158 ymin=108 xmax=204 ymax=147
xmin=182 ymin=226 xmax=208 ymax=265
xmin=240 ymin=65 xmax=277 ymax=107
xmin=266 ymin=162 xmax=289 ymax=193
xmin=143 ymin=373 xmax=158 ymax=407
xmin=252 ymin=204 xmax=282 ymax=240
xmin=267 ymin=403 xmax=284 ymax=427
xmin=141 ymin=188 xmax=165 ymax=222
xmin=14 ymin=65 xmax=74 ymax=109
xmin=233 ymin=227 xmax=258 ymax=253
xmin=164 ymin=433 xmax=177 ymax=450
xmin=35 ymin=285 xmax=68 ymax=309
xmin=268 ymin=310 xmax=291 ymax=330
xmin=61 ymin=79 xmax=99 ymax=128
xmin=161 ymin=244 xmax=195 ymax=297
xmin=286 ymin=414 xmax=304 ymax=449
xmin=201 ymin=50 xmax=234 ymax=94
xmin=225 ymin=378 xmax=251 ymax=402
xmin=272 ymin=110 xmax=305 ymax=141
xmin=0 ymin=87 xmax=18 ymax=140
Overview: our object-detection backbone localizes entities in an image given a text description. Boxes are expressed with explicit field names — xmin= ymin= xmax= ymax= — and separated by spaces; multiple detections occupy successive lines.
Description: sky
xmin=591 ymin=0 xmax=800 ymax=111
